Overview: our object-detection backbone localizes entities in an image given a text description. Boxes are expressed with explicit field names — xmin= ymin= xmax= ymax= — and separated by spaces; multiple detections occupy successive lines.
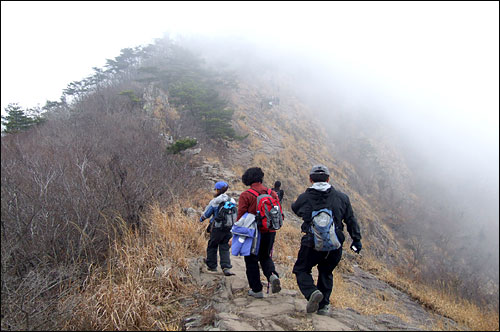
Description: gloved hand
xmin=350 ymin=241 xmax=362 ymax=254
xmin=301 ymin=220 xmax=312 ymax=233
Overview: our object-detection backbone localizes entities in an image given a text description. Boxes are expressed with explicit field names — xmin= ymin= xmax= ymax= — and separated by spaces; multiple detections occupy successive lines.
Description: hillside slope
xmin=216 ymin=72 xmax=404 ymax=267
xmin=151 ymin=73 xmax=468 ymax=330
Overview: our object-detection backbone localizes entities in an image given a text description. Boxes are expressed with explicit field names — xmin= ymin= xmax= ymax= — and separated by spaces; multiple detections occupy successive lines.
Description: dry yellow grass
xmin=62 ymin=201 xmax=498 ymax=331
xmin=272 ymin=222 xmax=303 ymax=290
xmin=272 ymin=222 xmax=498 ymax=331
xmin=358 ymin=251 xmax=499 ymax=331
xmin=273 ymin=223 xmax=425 ymax=327
xmin=331 ymin=272 xmax=415 ymax=325
xmin=62 ymin=203 xmax=210 ymax=331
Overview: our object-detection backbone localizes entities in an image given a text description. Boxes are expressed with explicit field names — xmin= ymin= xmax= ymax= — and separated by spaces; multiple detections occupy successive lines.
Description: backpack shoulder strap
xmin=217 ymin=200 xmax=226 ymax=210
xmin=247 ymin=188 xmax=259 ymax=197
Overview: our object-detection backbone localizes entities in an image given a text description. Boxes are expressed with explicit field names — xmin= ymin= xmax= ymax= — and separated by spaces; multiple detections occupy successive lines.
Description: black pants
xmin=292 ymin=245 xmax=342 ymax=309
xmin=244 ymin=231 xmax=278 ymax=292
xmin=206 ymin=227 xmax=232 ymax=270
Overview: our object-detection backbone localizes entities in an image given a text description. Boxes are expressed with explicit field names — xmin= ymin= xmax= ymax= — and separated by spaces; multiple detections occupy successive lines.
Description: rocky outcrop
xmin=193 ymin=161 xmax=240 ymax=187
xmin=142 ymin=83 xmax=169 ymax=114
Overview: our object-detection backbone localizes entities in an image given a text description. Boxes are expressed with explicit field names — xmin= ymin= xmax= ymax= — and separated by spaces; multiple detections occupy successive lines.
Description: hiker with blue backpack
xmin=291 ymin=165 xmax=362 ymax=315
xmin=199 ymin=181 xmax=237 ymax=276
xmin=237 ymin=167 xmax=284 ymax=298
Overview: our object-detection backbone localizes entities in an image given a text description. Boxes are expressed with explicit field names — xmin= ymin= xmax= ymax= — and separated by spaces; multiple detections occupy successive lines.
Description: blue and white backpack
xmin=310 ymin=208 xmax=341 ymax=251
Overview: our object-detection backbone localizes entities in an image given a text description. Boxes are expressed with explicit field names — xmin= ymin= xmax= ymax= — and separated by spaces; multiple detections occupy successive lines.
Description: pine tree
xmin=1 ymin=103 xmax=38 ymax=134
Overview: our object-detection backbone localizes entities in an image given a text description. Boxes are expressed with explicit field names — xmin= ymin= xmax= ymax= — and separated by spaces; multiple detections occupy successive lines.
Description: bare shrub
xmin=1 ymin=264 xmax=79 ymax=330
xmin=1 ymin=86 xmax=200 ymax=329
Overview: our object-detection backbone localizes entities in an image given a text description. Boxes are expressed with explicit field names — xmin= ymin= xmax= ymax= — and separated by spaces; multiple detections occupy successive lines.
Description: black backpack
xmin=213 ymin=200 xmax=237 ymax=229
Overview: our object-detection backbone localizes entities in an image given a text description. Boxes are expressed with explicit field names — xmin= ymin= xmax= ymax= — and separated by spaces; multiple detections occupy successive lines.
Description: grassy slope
xmin=223 ymin=74 xmax=499 ymax=330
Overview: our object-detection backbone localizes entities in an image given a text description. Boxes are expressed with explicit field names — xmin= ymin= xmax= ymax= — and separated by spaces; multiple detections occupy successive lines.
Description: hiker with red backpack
xmin=237 ymin=167 xmax=284 ymax=298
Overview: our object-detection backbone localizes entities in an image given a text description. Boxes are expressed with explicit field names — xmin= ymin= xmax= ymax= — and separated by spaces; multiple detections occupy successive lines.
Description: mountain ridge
xmin=1 ymin=35 xmax=497 ymax=331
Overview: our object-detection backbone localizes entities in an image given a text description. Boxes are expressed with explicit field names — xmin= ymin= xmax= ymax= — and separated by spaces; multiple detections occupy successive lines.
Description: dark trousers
xmin=292 ymin=245 xmax=342 ymax=308
xmin=244 ymin=232 xmax=277 ymax=292
xmin=206 ymin=227 xmax=232 ymax=270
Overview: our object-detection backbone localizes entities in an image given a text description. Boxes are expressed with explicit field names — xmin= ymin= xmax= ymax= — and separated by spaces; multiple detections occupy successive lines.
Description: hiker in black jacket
xmin=272 ymin=181 xmax=284 ymax=203
xmin=291 ymin=165 xmax=362 ymax=315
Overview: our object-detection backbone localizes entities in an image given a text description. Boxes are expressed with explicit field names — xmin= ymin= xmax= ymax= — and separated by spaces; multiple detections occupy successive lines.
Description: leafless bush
xmin=1 ymin=85 xmax=200 ymax=329
xmin=1 ymin=265 xmax=79 ymax=330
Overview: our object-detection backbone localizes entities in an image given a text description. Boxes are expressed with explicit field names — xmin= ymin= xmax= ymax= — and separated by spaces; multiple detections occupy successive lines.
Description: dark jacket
xmin=291 ymin=183 xmax=361 ymax=247
xmin=272 ymin=188 xmax=284 ymax=203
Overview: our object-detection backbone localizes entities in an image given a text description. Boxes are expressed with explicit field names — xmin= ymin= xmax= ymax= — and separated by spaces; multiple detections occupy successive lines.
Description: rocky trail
xmin=184 ymin=255 xmax=350 ymax=331
xmin=182 ymin=253 xmax=463 ymax=331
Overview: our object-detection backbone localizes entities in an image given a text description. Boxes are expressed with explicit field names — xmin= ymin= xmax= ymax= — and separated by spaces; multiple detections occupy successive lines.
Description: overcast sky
xmin=2 ymin=1 xmax=498 ymax=152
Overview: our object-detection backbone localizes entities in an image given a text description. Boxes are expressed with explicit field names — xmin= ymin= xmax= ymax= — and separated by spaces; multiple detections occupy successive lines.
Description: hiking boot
xmin=306 ymin=290 xmax=324 ymax=313
xmin=205 ymin=266 xmax=217 ymax=273
xmin=317 ymin=304 xmax=331 ymax=316
xmin=248 ymin=290 xmax=264 ymax=299
xmin=203 ymin=259 xmax=217 ymax=273
xmin=269 ymin=274 xmax=281 ymax=294
xmin=223 ymin=268 xmax=235 ymax=276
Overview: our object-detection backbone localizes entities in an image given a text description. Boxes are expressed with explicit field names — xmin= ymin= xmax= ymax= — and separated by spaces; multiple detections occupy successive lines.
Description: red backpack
xmin=247 ymin=188 xmax=283 ymax=232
